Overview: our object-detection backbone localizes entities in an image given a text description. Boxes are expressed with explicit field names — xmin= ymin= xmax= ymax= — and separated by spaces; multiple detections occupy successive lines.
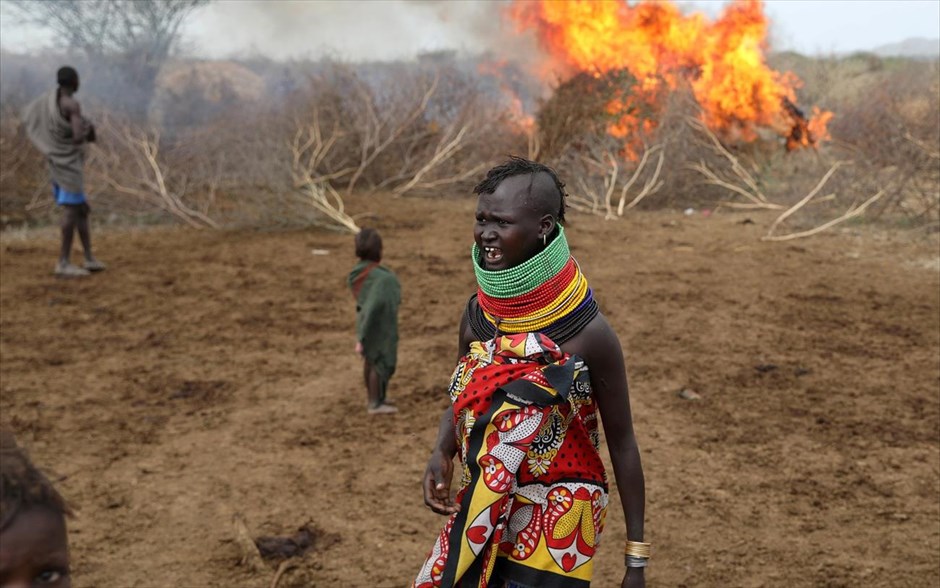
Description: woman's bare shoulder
xmin=561 ymin=312 xmax=622 ymax=364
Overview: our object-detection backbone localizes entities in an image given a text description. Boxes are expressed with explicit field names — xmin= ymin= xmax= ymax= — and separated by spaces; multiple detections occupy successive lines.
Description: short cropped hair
xmin=473 ymin=156 xmax=568 ymax=223
xmin=57 ymin=66 xmax=79 ymax=89
xmin=0 ymin=430 xmax=71 ymax=531
xmin=355 ymin=228 xmax=382 ymax=262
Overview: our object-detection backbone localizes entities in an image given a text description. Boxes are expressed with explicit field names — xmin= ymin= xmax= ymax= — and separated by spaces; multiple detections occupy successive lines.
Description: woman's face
xmin=474 ymin=175 xmax=553 ymax=271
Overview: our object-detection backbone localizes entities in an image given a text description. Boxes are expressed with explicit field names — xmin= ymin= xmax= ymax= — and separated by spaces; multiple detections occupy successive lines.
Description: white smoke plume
xmin=181 ymin=0 xmax=542 ymax=63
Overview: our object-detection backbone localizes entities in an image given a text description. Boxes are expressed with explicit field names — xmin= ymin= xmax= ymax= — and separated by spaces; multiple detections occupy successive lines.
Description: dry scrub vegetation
xmin=1 ymin=51 xmax=937 ymax=237
xmin=535 ymin=53 xmax=939 ymax=238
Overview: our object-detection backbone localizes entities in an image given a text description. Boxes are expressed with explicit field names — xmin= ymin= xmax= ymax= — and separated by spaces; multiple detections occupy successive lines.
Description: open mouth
xmin=483 ymin=246 xmax=503 ymax=264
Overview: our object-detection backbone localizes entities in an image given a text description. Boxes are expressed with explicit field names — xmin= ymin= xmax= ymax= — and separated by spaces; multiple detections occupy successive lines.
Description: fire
xmin=508 ymin=0 xmax=831 ymax=154
xmin=477 ymin=59 xmax=536 ymax=132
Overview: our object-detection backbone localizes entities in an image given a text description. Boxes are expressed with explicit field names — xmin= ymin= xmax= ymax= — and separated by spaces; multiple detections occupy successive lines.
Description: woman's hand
xmin=423 ymin=450 xmax=460 ymax=515
xmin=355 ymin=341 xmax=363 ymax=355
xmin=622 ymin=567 xmax=645 ymax=588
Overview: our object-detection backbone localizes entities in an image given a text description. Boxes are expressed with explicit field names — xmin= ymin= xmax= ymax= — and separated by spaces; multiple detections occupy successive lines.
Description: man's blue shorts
xmin=52 ymin=183 xmax=86 ymax=206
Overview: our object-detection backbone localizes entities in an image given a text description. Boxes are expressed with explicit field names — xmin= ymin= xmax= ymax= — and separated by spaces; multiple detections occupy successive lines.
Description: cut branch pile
xmin=0 ymin=109 xmax=47 ymax=223
xmin=687 ymin=119 xmax=893 ymax=241
xmin=686 ymin=118 xmax=781 ymax=211
xmin=556 ymin=142 xmax=665 ymax=220
xmin=90 ymin=117 xmax=219 ymax=228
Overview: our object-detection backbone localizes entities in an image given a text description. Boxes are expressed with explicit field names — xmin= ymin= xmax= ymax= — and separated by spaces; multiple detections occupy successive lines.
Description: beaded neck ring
xmin=468 ymin=227 xmax=598 ymax=345
xmin=472 ymin=226 xmax=570 ymax=298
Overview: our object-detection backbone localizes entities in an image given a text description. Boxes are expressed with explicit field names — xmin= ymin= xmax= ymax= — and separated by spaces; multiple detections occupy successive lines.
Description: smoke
xmin=180 ymin=0 xmax=542 ymax=64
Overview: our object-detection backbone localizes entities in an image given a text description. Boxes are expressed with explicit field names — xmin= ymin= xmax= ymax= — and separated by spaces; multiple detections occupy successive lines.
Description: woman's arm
xmin=575 ymin=314 xmax=646 ymax=587
xmin=422 ymin=308 xmax=473 ymax=515
xmin=423 ymin=406 xmax=460 ymax=515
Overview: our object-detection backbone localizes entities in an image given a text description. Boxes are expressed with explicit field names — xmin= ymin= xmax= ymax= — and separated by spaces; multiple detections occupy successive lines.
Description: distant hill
xmin=872 ymin=37 xmax=939 ymax=59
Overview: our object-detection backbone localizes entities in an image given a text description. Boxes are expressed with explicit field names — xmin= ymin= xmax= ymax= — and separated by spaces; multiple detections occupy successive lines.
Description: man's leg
xmin=75 ymin=203 xmax=105 ymax=271
xmin=59 ymin=205 xmax=77 ymax=265
xmin=55 ymin=206 xmax=90 ymax=277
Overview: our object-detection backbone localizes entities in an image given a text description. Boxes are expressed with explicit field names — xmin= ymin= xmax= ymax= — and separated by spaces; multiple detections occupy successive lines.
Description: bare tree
xmin=9 ymin=0 xmax=209 ymax=119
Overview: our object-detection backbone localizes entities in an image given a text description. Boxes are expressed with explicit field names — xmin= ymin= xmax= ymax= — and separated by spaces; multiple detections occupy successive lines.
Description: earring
xmin=542 ymin=234 xmax=547 ymax=246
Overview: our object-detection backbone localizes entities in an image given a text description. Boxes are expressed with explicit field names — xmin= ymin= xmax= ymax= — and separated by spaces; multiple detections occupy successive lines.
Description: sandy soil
xmin=1 ymin=195 xmax=938 ymax=588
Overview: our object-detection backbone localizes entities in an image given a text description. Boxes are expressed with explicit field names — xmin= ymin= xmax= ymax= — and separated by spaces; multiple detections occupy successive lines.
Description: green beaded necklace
xmin=472 ymin=226 xmax=570 ymax=298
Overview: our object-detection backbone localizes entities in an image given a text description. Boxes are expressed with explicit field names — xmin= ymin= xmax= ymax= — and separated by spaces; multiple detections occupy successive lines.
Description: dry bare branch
xmin=404 ymin=163 xmax=488 ymax=191
xmin=570 ymin=180 xmax=601 ymax=215
xmin=620 ymin=147 xmax=666 ymax=213
xmin=688 ymin=117 xmax=767 ymax=200
xmin=346 ymin=73 xmax=440 ymax=194
xmin=903 ymin=132 xmax=940 ymax=160
xmin=92 ymin=118 xmax=218 ymax=228
xmin=0 ymin=117 xmax=30 ymax=184
xmin=89 ymin=119 xmax=219 ymax=229
xmin=270 ymin=560 xmax=297 ymax=588
xmin=763 ymin=188 xmax=886 ymax=242
xmin=393 ymin=123 xmax=471 ymax=196
xmin=565 ymin=194 xmax=598 ymax=214
xmin=615 ymin=144 xmax=655 ymax=215
xmin=764 ymin=161 xmax=849 ymax=237
xmin=686 ymin=117 xmax=777 ymax=208
xmin=25 ymin=185 xmax=53 ymax=212
xmin=688 ymin=160 xmax=783 ymax=210
xmin=289 ymin=108 xmax=354 ymax=186
xmin=717 ymin=195 xmax=834 ymax=211
xmin=298 ymin=182 xmax=359 ymax=234
xmin=232 ymin=513 xmax=266 ymax=574
xmin=527 ymin=127 xmax=540 ymax=160
xmin=602 ymin=152 xmax=619 ymax=219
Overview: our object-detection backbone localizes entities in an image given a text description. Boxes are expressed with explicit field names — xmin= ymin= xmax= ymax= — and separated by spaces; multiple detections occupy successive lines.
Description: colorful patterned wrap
xmin=414 ymin=333 xmax=608 ymax=588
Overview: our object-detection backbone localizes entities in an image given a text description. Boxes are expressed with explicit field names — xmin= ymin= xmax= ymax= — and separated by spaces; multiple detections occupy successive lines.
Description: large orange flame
xmin=509 ymin=0 xmax=831 ymax=153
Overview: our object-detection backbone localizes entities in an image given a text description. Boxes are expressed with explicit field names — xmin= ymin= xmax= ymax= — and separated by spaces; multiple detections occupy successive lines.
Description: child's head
xmin=355 ymin=228 xmax=383 ymax=262
xmin=0 ymin=431 xmax=71 ymax=588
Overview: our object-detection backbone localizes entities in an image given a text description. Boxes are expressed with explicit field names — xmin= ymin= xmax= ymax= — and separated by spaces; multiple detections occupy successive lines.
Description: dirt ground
xmin=1 ymin=194 xmax=938 ymax=588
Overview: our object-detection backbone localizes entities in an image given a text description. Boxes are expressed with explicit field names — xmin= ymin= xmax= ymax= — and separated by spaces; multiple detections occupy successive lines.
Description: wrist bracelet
xmin=625 ymin=555 xmax=649 ymax=568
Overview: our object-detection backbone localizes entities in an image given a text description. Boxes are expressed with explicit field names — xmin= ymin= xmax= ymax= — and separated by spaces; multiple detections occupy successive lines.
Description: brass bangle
xmin=624 ymin=540 xmax=651 ymax=559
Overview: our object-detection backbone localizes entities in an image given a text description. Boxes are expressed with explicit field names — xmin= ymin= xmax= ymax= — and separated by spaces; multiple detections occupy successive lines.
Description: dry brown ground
xmin=1 ymin=194 xmax=938 ymax=588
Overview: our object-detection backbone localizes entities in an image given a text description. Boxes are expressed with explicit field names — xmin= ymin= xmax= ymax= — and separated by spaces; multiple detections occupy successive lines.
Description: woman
xmin=414 ymin=158 xmax=647 ymax=587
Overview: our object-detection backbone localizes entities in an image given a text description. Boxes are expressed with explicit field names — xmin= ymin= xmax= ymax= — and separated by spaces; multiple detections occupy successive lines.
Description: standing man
xmin=348 ymin=228 xmax=401 ymax=415
xmin=23 ymin=66 xmax=105 ymax=277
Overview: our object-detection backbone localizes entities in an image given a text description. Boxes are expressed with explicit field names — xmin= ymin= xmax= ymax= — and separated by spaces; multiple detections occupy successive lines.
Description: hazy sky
xmin=1 ymin=0 xmax=938 ymax=60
